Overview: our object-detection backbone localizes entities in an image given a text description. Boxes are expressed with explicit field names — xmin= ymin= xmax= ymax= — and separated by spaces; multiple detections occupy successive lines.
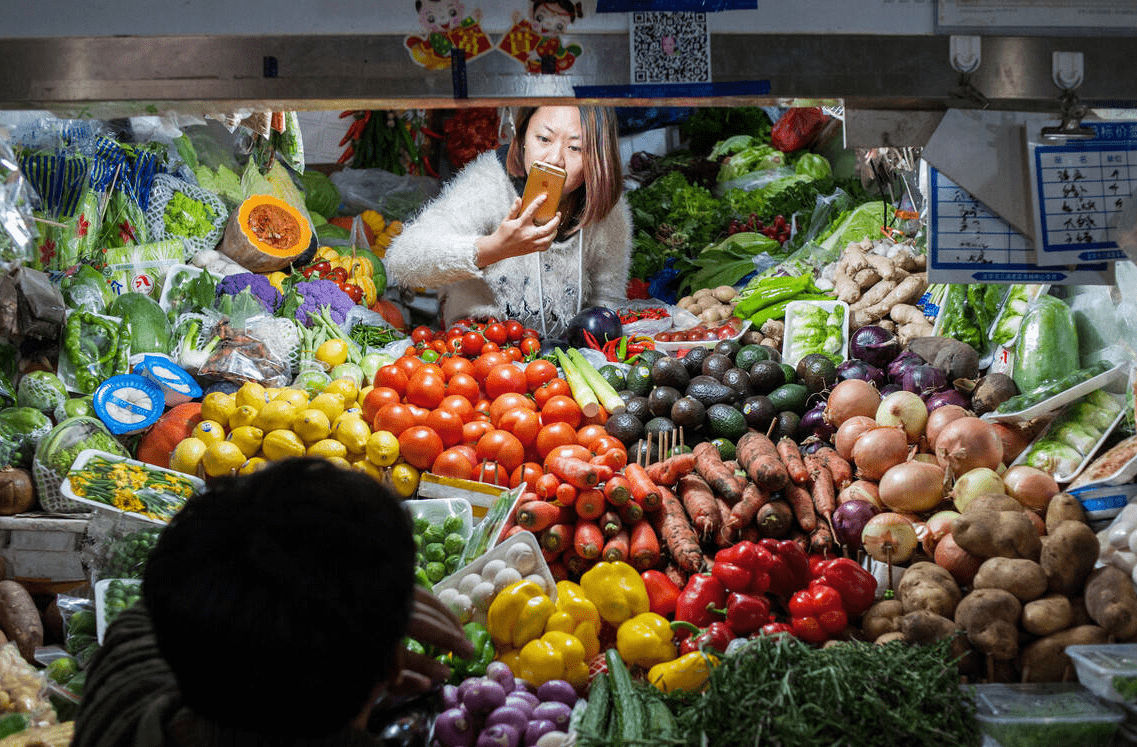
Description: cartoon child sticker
xmin=405 ymin=0 xmax=492 ymax=71
xmin=497 ymin=0 xmax=584 ymax=74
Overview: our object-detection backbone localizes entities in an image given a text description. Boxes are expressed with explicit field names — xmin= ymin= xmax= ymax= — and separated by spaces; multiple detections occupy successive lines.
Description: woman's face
xmin=523 ymin=106 xmax=585 ymax=196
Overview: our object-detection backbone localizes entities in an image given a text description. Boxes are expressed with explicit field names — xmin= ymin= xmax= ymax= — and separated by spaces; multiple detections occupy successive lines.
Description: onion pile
xmin=824 ymin=378 xmax=882 ymax=428
xmin=435 ymin=666 xmax=578 ymax=747
xmin=834 ymin=416 xmax=879 ymax=461
xmin=851 ymin=426 xmax=909 ymax=481
xmin=875 ymin=390 xmax=927 ymax=444
xmin=878 ymin=459 xmax=945 ymax=513
xmin=1002 ymin=465 xmax=1060 ymax=511
xmin=934 ymin=416 xmax=1003 ymax=477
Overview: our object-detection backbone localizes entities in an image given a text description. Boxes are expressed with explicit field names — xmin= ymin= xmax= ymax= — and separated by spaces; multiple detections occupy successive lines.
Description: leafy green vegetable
xmin=715 ymin=141 xmax=785 ymax=183
xmin=677 ymin=232 xmax=784 ymax=294
xmin=679 ymin=108 xmax=772 ymax=156
xmin=194 ymin=164 xmax=243 ymax=208
xmin=164 ymin=191 xmax=217 ymax=239
xmin=626 ymin=171 xmax=732 ymax=280
xmin=795 ymin=153 xmax=832 ymax=181
xmin=300 ymin=170 xmax=341 ymax=220
xmin=816 ymin=199 xmax=891 ymax=254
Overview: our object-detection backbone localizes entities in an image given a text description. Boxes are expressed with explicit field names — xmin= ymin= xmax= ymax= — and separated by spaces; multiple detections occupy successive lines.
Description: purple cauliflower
xmin=215 ymin=272 xmax=282 ymax=313
xmin=291 ymin=278 xmax=355 ymax=327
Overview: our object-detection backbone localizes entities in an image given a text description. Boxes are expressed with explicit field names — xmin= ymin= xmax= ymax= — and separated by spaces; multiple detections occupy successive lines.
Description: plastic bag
xmin=0 ymin=140 xmax=38 ymax=266
xmin=330 ymin=168 xmax=440 ymax=223
xmin=197 ymin=316 xmax=291 ymax=387
xmin=102 ymin=238 xmax=185 ymax=299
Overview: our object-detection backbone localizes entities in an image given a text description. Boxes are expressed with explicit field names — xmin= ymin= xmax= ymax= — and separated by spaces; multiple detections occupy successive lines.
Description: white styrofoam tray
xmin=432 ymin=531 xmax=556 ymax=626
xmin=981 ymin=363 xmax=1127 ymax=423
xmin=1012 ymin=393 xmax=1126 ymax=484
xmin=781 ymin=300 xmax=849 ymax=368
xmin=61 ymin=449 xmax=205 ymax=525
xmin=651 ymin=319 xmax=751 ymax=353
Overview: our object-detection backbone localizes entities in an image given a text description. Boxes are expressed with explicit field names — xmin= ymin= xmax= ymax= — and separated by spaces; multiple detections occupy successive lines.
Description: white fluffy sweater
xmin=384 ymin=151 xmax=632 ymax=338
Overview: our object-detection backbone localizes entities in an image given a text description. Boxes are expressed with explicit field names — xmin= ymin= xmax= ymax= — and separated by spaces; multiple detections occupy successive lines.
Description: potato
xmin=1019 ymin=625 xmax=1109 ymax=683
xmin=1084 ymin=565 xmax=1137 ymax=639
xmin=952 ymin=508 xmax=1041 ymax=561
xmin=859 ymin=599 xmax=903 ymax=641
xmin=963 ymin=494 xmax=1026 ymax=514
xmin=0 ymin=581 xmax=43 ymax=663
xmin=874 ymin=631 xmax=905 ymax=645
xmin=700 ymin=306 xmax=726 ymax=323
xmin=1022 ymin=594 xmax=1074 ymax=637
xmin=712 ymin=285 xmax=737 ymax=302
xmin=897 ymin=561 xmax=962 ymax=618
xmin=1045 ymin=492 xmax=1087 ymax=533
xmin=954 ymin=588 xmax=1022 ymax=660
xmin=1040 ymin=520 xmax=1098 ymax=596
xmin=972 ymin=558 xmax=1048 ymax=603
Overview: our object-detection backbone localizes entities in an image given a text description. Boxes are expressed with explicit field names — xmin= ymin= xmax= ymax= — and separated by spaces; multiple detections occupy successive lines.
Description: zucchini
xmin=575 ymin=673 xmax=611 ymax=745
xmin=606 ymin=647 xmax=645 ymax=745
xmin=644 ymin=695 xmax=678 ymax=742
xmin=1012 ymin=294 xmax=1079 ymax=395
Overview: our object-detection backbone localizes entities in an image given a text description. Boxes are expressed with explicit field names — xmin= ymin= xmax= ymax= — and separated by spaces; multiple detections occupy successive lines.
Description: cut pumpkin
xmin=219 ymin=194 xmax=313 ymax=272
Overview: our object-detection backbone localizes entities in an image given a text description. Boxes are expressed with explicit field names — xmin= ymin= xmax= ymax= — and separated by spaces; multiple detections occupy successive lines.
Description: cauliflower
xmin=287 ymin=278 xmax=355 ymax=327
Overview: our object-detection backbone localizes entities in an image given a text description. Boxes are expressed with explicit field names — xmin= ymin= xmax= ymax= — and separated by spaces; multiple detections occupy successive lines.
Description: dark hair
xmin=143 ymin=457 xmax=415 ymax=737
xmin=533 ymin=0 xmax=583 ymax=22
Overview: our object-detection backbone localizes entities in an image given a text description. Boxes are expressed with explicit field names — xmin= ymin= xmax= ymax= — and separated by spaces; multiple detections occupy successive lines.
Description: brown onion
xmin=875 ymin=390 xmax=928 ymax=444
xmin=825 ymin=379 xmax=882 ymax=428
xmin=950 ymin=467 xmax=1005 ymax=512
xmin=834 ymin=416 xmax=879 ymax=461
xmin=838 ymin=479 xmax=882 ymax=510
xmin=924 ymin=405 xmax=971 ymax=452
xmin=1002 ymin=465 xmax=1060 ymax=512
xmin=934 ymin=416 xmax=1003 ymax=477
xmin=861 ymin=512 xmax=918 ymax=564
xmin=851 ymin=426 xmax=909 ymax=481
xmin=922 ymin=509 xmax=960 ymax=556
xmin=878 ymin=460 xmax=946 ymax=513
xmin=992 ymin=423 xmax=1033 ymax=464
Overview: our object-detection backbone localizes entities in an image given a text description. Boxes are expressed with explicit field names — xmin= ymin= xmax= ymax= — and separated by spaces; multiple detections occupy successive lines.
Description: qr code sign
xmin=631 ymin=12 xmax=710 ymax=86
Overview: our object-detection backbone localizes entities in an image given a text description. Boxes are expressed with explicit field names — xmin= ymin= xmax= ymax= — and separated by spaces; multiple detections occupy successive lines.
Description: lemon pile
xmin=169 ymin=379 xmax=420 ymax=497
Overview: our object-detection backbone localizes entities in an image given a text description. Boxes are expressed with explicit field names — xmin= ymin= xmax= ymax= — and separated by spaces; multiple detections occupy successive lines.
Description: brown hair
xmin=532 ymin=0 xmax=583 ymax=21
xmin=506 ymin=106 xmax=622 ymax=232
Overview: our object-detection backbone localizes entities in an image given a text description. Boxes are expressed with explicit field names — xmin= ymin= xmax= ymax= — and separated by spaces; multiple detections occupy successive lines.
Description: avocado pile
xmin=601 ymin=343 xmax=839 ymax=461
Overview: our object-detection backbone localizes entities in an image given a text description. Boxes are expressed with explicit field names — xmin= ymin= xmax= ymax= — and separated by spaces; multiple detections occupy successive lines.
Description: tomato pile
xmin=407 ymin=317 xmax=543 ymax=363
xmin=299 ymin=258 xmax=367 ymax=304
xmin=652 ymin=317 xmax=744 ymax=343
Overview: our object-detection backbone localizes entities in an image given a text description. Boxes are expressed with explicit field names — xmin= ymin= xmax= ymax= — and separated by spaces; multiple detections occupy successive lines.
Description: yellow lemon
xmin=202 ymin=440 xmax=247 ymax=478
xmin=227 ymin=425 xmax=265 ymax=458
xmin=234 ymin=381 xmax=270 ymax=411
xmin=228 ymin=404 xmax=260 ymax=429
xmin=293 ymin=408 xmax=332 ymax=444
xmin=333 ymin=410 xmax=365 ymax=431
xmin=274 ymin=388 xmax=309 ymax=410
xmin=333 ymin=416 xmax=371 ymax=455
xmin=358 ymin=385 xmax=374 ymax=403
xmin=307 ymin=438 xmax=348 ymax=460
xmin=386 ymin=462 xmax=420 ymax=498
xmin=253 ymin=399 xmax=297 ymax=433
xmin=239 ymin=456 xmax=268 ymax=475
xmin=324 ymin=377 xmax=360 ymax=405
xmin=354 ymin=458 xmax=386 ymax=482
xmin=264 ymin=387 xmax=282 ymax=400
xmin=170 ymin=437 xmax=207 ymax=475
xmin=316 ymin=339 xmax=349 ymax=368
xmin=200 ymin=392 xmax=235 ymax=429
xmin=261 ymin=429 xmax=306 ymax=461
xmin=309 ymin=392 xmax=346 ymax=423
xmin=324 ymin=455 xmax=352 ymax=470
xmin=191 ymin=420 xmax=226 ymax=446
xmin=366 ymin=430 xmax=400 ymax=467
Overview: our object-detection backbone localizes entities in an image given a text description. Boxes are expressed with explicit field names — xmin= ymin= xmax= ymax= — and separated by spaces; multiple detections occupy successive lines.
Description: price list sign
xmin=1026 ymin=121 xmax=1135 ymax=266
xmin=928 ymin=166 xmax=1113 ymax=285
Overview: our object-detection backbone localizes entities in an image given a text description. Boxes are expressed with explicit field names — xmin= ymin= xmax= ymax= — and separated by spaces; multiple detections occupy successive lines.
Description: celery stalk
xmin=554 ymin=348 xmax=600 ymax=418
xmin=566 ymin=348 xmax=628 ymax=416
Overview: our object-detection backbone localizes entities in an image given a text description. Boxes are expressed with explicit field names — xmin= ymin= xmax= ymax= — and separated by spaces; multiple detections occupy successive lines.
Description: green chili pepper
xmin=114 ymin=318 xmax=132 ymax=376
xmin=64 ymin=312 xmax=120 ymax=393
xmin=734 ymin=275 xmax=812 ymax=319
xmin=446 ymin=622 xmax=495 ymax=683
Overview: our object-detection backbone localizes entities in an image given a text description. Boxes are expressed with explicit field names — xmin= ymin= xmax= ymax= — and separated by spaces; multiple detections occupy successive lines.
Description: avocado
xmin=733 ymin=344 xmax=769 ymax=372
xmin=597 ymin=364 xmax=626 ymax=392
xmin=721 ymin=368 xmax=753 ymax=398
xmin=651 ymin=356 xmax=690 ymax=390
xmin=686 ymin=377 xmax=740 ymax=408
xmin=635 ymin=349 xmax=666 ymax=368
xmin=706 ymin=403 xmax=748 ymax=442
xmin=680 ymin=346 xmax=710 ymax=376
xmin=780 ymin=363 xmax=798 ymax=385
xmin=771 ymin=410 xmax=801 ymax=441
xmin=713 ymin=339 xmax=742 ymax=361
xmin=797 ymin=353 xmax=838 ymax=394
xmin=644 ymin=416 xmax=677 ymax=439
xmin=624 ymin=361 xmax=654 ymax=396
xmin=740 ymin=395 xmax=777 ymax=432
xmin=605 ymin=412 xmax=644 ymax=446
xmin=648 ymin=385 xmax=682 ymax=418
xmin=710 ymin=436 xmax=737 ymax=462
xmin=701 ymin=353 xmax=734 ymax=381
xmin=761 ymin=345 xmax=783 ymax=363
xmin=767 ymin=383 xmax=809 ymax=414
xmin=670 ymin=396 xmax=707 ymax=431
xmin=749 ymin=360 xmax=787 ymax=395
xmin=628 ymin=438 xmax=658 ymax=466
xmin=623 ymin=395 xmax=651 ymax=423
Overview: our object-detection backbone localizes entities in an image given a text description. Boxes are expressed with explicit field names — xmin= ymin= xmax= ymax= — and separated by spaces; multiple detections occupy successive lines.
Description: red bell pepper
xmin=673 ymin=573 xmax=726 ymax=633
xmin=760 ymin=621 xmax=794 ymax=636
xmin=712 ymin=540 xmax=773 ymax=595
xmin=789 ymin=581 xmax=848 ymax=644
xmin=757 ymin=538 xmax=812 ymax=599
xmin=674 ymin=620 xmax=734 ymax=655
xmin=813 ymin=557 xmax=878 ymax=619
xmin=641 ymin=569 xmax=681 ymax=618
xmin=711 ymin=592 xmax=771 ymax=636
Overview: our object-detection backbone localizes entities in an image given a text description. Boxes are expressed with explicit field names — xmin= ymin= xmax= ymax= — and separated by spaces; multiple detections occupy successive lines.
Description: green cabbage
xmin=300 ymin=170 xmax=341 ymax=221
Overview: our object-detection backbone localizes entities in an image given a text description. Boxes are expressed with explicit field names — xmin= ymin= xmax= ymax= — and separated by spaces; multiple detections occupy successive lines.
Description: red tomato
xmin=497 ymin=407 xmax=541 ymax=447
xmin=472 ymin=351 xmax=511 ymax=384
xmin=504 ymin=320 xmax=524 ymax=342
xmin=462 ymin=419 xmax=494 ymax=444
xmin=519 ymin=337 xmax=541 ymax=356
xmin=484 ymin=363 xmax=529 ymax=400
xmin=398 ymin=425 xmax=444 ymax=470
xmin=474 ymin=460 xmax=510 ymax=487
xmin=374 ymin=365 xmax=409 ymax=397
xmin=510 ymin=461 xmax=544 ymax=489
xmin=410 ymin=325 xmax=434 ymax=344
xmin=425 ymin=408 xmax=464 ymax=448
xmin=440 ymin=355 xmax=475 ymax=381
xmin=533 ymin=378 xmax=572 ymax=409
xmin=484 ymin=322 xmax=508 ymax=345
xmin=438 ymin=394 xmax=476 ymax=423
xmin=575 ymin=424 xmax=609 ymax=451
xmin=372 ymin=403 xmax=416 ymax=437
xmin=432 ymin=448 xmax=475 ymax=480
xmin=405 ymin=369 xmax=446 ymax=410
xmin=489 ymin=392 xmax=537 ymax=425
xmin=445 ymin=372 xmax=481 ymax=405
xmin=461 ymin=331 xmax=485 ymax=357
xmin=361 ymin=386 xmax=401 ymax=424
xmin=524 ymin=359 xmax=558 ymax=391
xmin=534 ymin=421 xmax=578 ymax=459
xmin=476 ymin=429 xmax=525 ymax=472
xmin=540 ymin=395 xmax=583 ymax=430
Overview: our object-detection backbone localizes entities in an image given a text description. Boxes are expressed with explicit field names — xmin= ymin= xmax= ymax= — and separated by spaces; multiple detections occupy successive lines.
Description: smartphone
xmin=520 ymin=161 xmax=567 ymax=226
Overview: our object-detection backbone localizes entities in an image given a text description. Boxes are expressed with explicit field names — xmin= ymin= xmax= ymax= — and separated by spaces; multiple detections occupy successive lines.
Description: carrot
xmin=602 ymin=528 xmax=630 ymax=563
xmin=591 ymin=449 xmax=626 ymax=472
xmin=574 ymin=519 xmax=605 ymax=560
xmin=789 ymin=529 xmax=810 ymax=556
xmin=541 ymin=544 xmax=561 ymax=563
xmin=548 ymin=560 xmax=569 ymax=583
xmin=575 ymin=488 xmax=606 ymax=521
xmin=554 ymin=481 xmax=578 ymax=508
xmin=691 ymin=442 xmax=744 ymax=504
xmin=517 ymin=500 xmax=567 ymax=532
xmin=603 ymin=475 xmax=632 ymax=506
xmin=534 ymin=472 xmax=561 ymax=499
xmin=623 ymin=463 xmax=662 ymax=511
xmin=646 ymin=451 xmax=697 ymax=487
xmin=805 ymin=454 xmax=837 ymax=526
xmin=777 ymin=437 xmax=811 ymax=485
xmin=736 ymin=432 xmax=789 ymax=491
xmin=502 ymin=524 xmax=527 ymax=540
xmin=663 ymin=561 xmax=689 ymax=590
xmin=785 ymin=483 xmax=818 ymax=533
xmin=653 ymin=485 xmax=705 ymax=574
xmin=548 ymin=455 xmax=601 ymax=490
xmin=678 ymin=472 xmax=722 ymax=540
xmin=813 ymin=446 xmax=854 ymax=491
xmin=810 ymin=523 xmax=836 ymax=555
xmin=600 ymin=510 xmax=623 ymax=538
xmin=617 ymin=499 xmax=644 ymax=526
xmin=715 ymin=496 xmax=734 ymax=548
xmin=757 ymin=500 xmax=793 ymax=539
xmin=561 ymin=545 xmax=590 ymax=578
xmin=541 ymin=523 xmax=574 ymax=553
xmin=726 ymin=481 xmax=771 ymax=534
xmin=629 ymin=519 xmax=661 ymax=571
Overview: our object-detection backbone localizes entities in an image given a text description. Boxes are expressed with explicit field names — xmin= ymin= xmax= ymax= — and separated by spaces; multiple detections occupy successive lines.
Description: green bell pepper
xmin=445 ymin=622 xmax=495 ymax=683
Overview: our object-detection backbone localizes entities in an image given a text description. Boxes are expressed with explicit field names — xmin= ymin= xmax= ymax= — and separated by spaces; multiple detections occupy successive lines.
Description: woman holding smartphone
xmin=384 ymin=106 xmax=631 ymax=338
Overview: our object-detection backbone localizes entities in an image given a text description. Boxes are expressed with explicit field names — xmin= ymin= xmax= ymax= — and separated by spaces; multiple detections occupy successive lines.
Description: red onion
xmin=1002 ymin=465 xmax=1060 ymax=512
xmin=799 ymin=402 xmax=835 ymax=441
xmin=834 ymin=415 xmax=879 ymax=461
xmin=934 ymin=416 xmax=1004 ymax=477
xmin=836 ymin=359 xmax=887 ymax=388
xmin=924 ymin=404 xmax=971 ymax=452
xmin=900 ymin=364 xmax=948 ymax=399
xmin=875 ymin=390 xmax=928 ymax=444
xmin=880 ymin=383 xmax=902 ymax=397
xmin=832 ymin=499 xmax=881 ymax=551
xmin=878 ymin=460 xmax=946 ymax=513
xmin=887 ymin=350 xmax=925 ymax=383
xmin=849 ymin=325 xmax=901 ymax=369
xmin=824 ymin=378 xmax=882 ymax=428
xmin=851 ymin=426 xmax=909 ymax=481
xmin=925 ymin=388 xmax=970 ymax=412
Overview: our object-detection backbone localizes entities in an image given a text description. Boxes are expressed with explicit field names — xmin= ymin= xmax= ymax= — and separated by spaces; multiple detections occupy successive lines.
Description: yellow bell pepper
xmin=546 ymin=581 xmax=601 ymax=661
xmin=517 ymin=631 xmax=589 ymax=691
xmin=580 ymin=561 xmax=650 ymax=626
xmin=487 ymin=580 xmax=554 ymax=650
xmin=616 ymin=612 xmax=676 ymax=669
xmin=266 ymin=271 xmax=287 ymax=294
xmin=356 ymin=275 xmax=377 ymax=307
xmin=648 ymin=650 xmax=718 ymax=693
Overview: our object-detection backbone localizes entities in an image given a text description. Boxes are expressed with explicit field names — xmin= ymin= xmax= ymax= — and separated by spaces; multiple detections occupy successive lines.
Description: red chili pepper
xmin=581 ymin=330 xmax=604 ymax=351
xmin=336 ymin=145 xmax=354 ymax=165
xmin=339 ymin=110 xmax=356 ymax=119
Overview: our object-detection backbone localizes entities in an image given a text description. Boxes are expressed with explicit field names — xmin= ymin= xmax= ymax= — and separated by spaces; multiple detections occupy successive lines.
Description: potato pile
xmin=861 ymin=492 xmax=1123 ymax=683
xmin=677 ymin=286 xmax=738 ymax=325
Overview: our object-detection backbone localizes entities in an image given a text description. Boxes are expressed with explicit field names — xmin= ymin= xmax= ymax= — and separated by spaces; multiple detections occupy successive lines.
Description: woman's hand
xmin=387 ymin=587 xmax=476 ymax=696
xmin=475 ymin=196 xmax=561 ymax=268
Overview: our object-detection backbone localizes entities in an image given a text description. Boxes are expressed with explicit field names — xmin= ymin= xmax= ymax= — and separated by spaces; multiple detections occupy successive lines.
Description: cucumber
xmin=606 ymin=647 xmax=645 ymax=745
xmin=645 ymin=695 xmax=678 ymax=742
xmin=1012 ymin=294 xmax=1079 ymax=395
xmin=576 ymin=673 xmax=611 ymax=745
